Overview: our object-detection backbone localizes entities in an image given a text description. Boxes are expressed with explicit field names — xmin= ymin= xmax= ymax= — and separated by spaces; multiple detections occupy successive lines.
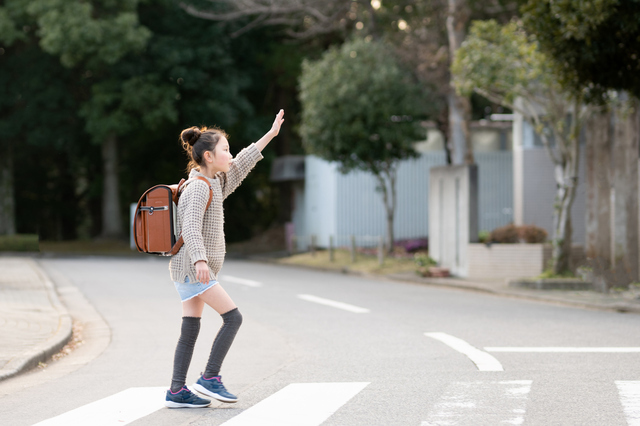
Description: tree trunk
xmin=611 ymin=98 xmax=640 ymax=285
xmin=585 ymin=109 xmax=612 ymax=291
xmin=0 ymin=142 xmax=16 ymax=236
xmin=100 ymin=133 xmax=124 ymax=239
xmin=551 ymin=103 xmax=581 ymax=274
xmin=446 ymin=0 xmax=473 ymax=165
xmin=375 ymin=164 xmax=397 ymax=255
xmin=436 ymin=103 xmax=453 ymax=165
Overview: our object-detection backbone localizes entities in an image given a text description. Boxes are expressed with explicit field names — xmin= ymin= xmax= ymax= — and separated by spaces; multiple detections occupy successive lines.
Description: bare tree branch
xmin=179 ymin=0 xmax=355 ymax=39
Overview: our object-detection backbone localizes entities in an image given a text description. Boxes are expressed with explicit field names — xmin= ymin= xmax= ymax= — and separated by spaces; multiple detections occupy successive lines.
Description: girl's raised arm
xmin=255 ymin=109 xmax=285 ymax=152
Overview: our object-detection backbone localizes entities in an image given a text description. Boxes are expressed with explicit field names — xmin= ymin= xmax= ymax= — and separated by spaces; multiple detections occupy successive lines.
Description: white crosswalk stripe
xmin=616 ymin=381 xmax=640 ymax=426
xmin=32 ymin=380 xmax=639 ymax=425
xmin=33 ymin=387 xmax=166 ymax=426
xmin=221 ymin=382 xmax=370 ymax=426
xmin=421 ymin=380 xmax=532 ymax=426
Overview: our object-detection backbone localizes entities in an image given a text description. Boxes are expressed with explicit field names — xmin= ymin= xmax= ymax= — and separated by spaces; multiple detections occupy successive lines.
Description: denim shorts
xmin=174 ymin=276 xmax=218 ymax=302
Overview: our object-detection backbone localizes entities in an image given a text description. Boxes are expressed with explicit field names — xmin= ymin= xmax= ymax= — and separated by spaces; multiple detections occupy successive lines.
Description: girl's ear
xmin=203 ymin=150 xmax=214 ymax=163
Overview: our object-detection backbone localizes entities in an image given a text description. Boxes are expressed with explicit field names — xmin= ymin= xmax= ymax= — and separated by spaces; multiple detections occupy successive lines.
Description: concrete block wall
xmin=468 ymin=243 xmax=586 ymax=279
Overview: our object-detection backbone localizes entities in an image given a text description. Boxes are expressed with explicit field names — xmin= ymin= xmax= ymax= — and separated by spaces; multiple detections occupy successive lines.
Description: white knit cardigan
xmin=169 ymin=143 xmax=263 ymax=283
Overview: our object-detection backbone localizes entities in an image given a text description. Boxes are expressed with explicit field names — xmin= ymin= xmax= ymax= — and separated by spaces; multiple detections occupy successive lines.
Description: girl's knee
xmin=222 ymin=307 xmax=242 ymax=326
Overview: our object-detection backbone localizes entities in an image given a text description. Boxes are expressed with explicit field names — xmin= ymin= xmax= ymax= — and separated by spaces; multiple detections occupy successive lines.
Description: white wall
xmin=304 ymin=156 xmax=338 ymax=247
xmin=429 ymin=165 xmax=478 ymax=276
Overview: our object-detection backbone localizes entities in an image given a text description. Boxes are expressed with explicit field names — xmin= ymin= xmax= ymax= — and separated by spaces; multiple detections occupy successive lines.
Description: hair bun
xmin=181 ymin=127 xmax=202 ymax=147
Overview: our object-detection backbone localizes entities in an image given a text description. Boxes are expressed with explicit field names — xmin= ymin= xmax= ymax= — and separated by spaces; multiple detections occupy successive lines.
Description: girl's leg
xmin=196 ymin=284 xmax=242 ymax=378
xmin=169 ymin=297 xmax=206 ymax=393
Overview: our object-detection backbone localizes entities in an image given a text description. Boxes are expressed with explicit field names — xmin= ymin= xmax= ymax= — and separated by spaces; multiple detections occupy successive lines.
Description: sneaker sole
xmin=192 ymin=383 xmax=238 ymax=403
xmin=165 ymin=400 xmax=211 ymax=409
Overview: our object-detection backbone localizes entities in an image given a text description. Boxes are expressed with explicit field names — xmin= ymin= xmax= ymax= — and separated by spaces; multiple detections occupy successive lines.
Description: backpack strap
xmin=169 ymin=176 xmax=213 ymax=256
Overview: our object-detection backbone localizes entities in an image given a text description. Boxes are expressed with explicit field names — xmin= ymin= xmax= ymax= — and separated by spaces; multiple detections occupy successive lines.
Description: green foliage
xmin=478 ymin=230 xmax=490 ymax=243
xmin=79 ymin=75 xmax=178 ymax=143
xmin=26 ymin=0 xmax=151 ymax=68
xmin=414 ymin=252 xmax=437 ymax=268
xmin=0 ymin=0 xmax=292 ymax=242
xmin=537 ymin=268 xmax=575 ymax=279
xmin=452 ymin=20 xmax=554 ymax=105
xmin=522 ymin=0 xmax=640 ymax=100
xmin=299 ymin=37 xmax=433 ymax=174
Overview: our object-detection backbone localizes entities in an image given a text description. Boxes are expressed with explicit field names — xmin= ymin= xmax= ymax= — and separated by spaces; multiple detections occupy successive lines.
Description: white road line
xmin=297 ymin=294 xmax=370 ymax=313
xmin=220 ymin=275 xmax=263 ymax=287
xmin=616 ymin=381 xmax=640 ymax=426
xmin=33 ymin=387 xmax=166 ymax=426
xmin=426 ymin=332 xmax=504 ymax=371
xmin=421 ymin=380 xmax=532 ymax=426
xmin=485 ymin=347 xmax=640 ymax=353
xmin=221 ymin=382 xmax=370 ymax=426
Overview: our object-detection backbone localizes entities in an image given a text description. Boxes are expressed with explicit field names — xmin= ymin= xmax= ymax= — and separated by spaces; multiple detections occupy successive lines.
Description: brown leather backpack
xmin=133 ymin=177 xmax=212 ymax=256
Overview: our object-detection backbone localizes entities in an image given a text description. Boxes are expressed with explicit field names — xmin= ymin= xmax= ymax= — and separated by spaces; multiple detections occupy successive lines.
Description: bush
xmin=488 ymin=224 xmax=548 ymax=244
xmin=489 ymin=224 xmax=519 ymax=243
xmin=478 ymin=230 xmax=490 ymax=243
xmin=0 ymin=234 xmax=39 ymax=251
xmin=518 ymin=224 xmax=547 ymax=243
xmin=414 ymin=253 xmax=437 ymax=267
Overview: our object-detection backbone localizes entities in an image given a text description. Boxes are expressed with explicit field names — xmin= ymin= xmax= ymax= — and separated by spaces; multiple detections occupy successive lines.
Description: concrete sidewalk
xmin=0 ymin=257 xmax=72 ymax=381
xmin=1 ymin=254 xmax=639 ymax=383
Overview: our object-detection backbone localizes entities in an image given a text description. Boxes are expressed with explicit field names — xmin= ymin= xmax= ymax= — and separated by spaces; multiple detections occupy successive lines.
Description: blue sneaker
xmin=165 ymin=386 xmax=211 ymax=408
xmin=193 ymin=375 xmax=238 ymax=403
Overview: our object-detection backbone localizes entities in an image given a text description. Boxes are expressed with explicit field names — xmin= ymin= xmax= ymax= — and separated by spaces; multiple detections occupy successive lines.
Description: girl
xmin=165 ymin=110 xmax=285 ymax=408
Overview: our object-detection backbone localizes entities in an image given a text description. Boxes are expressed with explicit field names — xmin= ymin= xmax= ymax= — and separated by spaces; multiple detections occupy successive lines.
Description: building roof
xmin=270 ymin=155 xmax=306 ymax=182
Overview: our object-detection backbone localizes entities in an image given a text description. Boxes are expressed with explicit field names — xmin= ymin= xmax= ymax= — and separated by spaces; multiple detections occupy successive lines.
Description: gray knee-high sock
xmin=204 ymin=308 xmax=243 ymax=378
xmin=170 ymin=316 xmax=201 ymax=392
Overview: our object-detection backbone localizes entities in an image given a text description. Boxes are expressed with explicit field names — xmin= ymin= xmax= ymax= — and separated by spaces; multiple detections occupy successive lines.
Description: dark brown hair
xmin=180 ymin=126 xmax=229 ymax=172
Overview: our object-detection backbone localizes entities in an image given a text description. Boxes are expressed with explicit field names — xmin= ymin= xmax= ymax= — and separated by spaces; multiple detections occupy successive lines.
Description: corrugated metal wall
xmin=297 ymin=151 xmax=515 ymax=246
xmin=475 ymin=152 xmax=514 ymax=232
xmin=336 ymin=153 xmax=447 ymax=244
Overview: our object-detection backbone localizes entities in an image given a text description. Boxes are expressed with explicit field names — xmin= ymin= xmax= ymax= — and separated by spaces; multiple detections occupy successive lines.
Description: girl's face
xmin=209 ymin=136 xmax=233 ymax=173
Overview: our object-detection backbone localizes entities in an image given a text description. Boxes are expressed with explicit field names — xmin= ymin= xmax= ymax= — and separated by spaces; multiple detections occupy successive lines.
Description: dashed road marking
xmin=33 ymin=387 xmax=166 ymax=426
xmin=297 ymin=294 xmax=370 ymax=313
xmin=221 ymin=382 xmax=370 ymax=426
xmin=221 ymin=275 xmax=263 ymax=287
xmin=421 ymin=380 xmax=532 ymax=426
xmin=616 ymin=381 xmax=640 ymax=426
xmin=426 ymin=332 xmax=504 ymax=371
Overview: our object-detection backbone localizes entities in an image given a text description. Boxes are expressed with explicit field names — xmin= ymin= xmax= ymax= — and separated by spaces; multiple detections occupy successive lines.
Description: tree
xmin=452 ymin=20 xmax=593 ymax=274
xmin=23 ymin=0 xmax=153 ymax=239
xmin=299 ymin=37 xmax=433 ymax=253
xmin=522 ymin=0 xmax=640 ymax=284
xmin=0 ymin=1 xmax=87 ymax=238
xmin=522 ymin=0 xmax=640 ymax=101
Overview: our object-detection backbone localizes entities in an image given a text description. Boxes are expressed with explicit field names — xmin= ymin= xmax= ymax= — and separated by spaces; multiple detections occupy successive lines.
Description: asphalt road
xmin=1 ymin=257 xmax=640 ymax=425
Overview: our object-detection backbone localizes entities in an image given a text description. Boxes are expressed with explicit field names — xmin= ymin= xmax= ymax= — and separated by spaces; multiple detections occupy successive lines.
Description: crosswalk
xmin=32 ymin=380 xmax=640 ymax=425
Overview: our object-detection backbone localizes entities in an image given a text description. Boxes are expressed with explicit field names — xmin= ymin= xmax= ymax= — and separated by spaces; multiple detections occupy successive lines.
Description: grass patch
xmin=277 ymin=249 xmax=417 ymax=275
xmin=0 ymin=234 xmax=39 ymax=251
xmin=536 ymin=268 xmax=577 ymax=280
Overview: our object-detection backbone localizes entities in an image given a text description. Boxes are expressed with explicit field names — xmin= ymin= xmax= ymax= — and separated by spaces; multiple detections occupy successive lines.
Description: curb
xmin=387 ymin=273 xmax=640 ymax=315
xmin=0 ymin=258 xmax=73 ymax=381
